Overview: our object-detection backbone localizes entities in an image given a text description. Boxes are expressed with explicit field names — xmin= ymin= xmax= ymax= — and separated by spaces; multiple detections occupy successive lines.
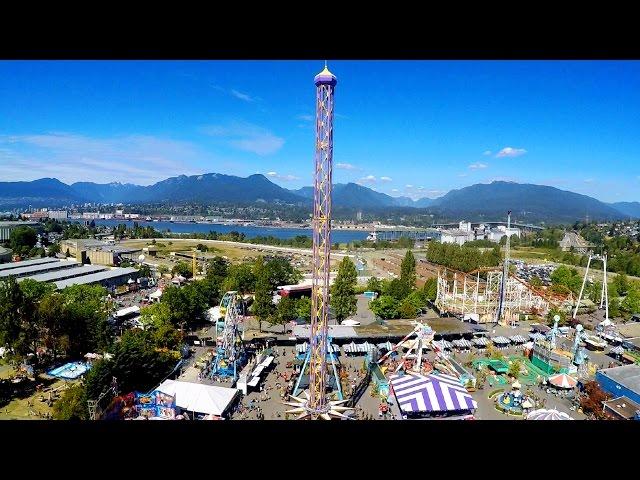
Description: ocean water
xmin=92 ymin=219 xmax=370 ymax=243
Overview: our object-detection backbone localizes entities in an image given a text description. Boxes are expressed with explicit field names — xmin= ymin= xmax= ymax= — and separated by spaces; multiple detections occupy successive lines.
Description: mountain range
xmin=0 ymin=173 xmax=637 ymax=223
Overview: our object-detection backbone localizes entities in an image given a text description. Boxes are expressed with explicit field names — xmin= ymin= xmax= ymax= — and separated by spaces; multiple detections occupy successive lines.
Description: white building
xmin=441 ymin=230 xmax=474 ymax=245
xmin=48 ymin=210 xmax=68 ymax=220
xmin=487 ymin=225 xmax=521 ymax=243
xmin=459 ymin=221 xmax=472 ymax=232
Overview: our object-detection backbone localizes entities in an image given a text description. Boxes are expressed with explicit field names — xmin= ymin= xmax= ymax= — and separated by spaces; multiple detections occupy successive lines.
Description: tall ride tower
xmin=285 ymin=63 xmax=351 ymax=420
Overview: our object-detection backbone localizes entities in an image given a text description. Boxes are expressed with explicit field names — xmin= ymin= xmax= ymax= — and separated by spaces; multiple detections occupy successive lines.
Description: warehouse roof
xmin=0 ymin=221 xmax=39 ymax=227
xmin=599 ymin=364 xmax=640 ymax=394
xmin=0 ymin=260 xmax=79 ymax=278
xmin=54 ymin=267 xmax=138 ymax=289
xmin=293 ymin=324 xmax=358 ymax=339
xmin=602 ymin=396 xmax=640 ymax=420
xmin=18 ymin=264 xmax=108 ymax=283
xmin=0 ymin=257 xmax=59 ymax=271
xmin=617 ymin=323 xmax=640 ymax=339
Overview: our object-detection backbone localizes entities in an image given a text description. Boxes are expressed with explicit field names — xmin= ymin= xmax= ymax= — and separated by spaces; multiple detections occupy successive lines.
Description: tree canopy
xmin=331 ymin=257 xmax=358 ymax=322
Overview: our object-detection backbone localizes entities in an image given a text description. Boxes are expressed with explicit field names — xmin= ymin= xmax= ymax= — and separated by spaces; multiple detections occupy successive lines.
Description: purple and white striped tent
xmin=390 ymin=372 xmax=478 ymax=415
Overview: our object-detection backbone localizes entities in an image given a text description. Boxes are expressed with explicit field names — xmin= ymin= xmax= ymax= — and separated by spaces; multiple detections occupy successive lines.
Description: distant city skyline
xmin=0 ymin=60 xmax=638 ymax=202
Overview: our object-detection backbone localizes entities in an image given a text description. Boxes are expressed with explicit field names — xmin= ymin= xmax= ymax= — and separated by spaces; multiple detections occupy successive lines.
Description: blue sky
xmin=0 ymin=60 xmax=639 ymax=202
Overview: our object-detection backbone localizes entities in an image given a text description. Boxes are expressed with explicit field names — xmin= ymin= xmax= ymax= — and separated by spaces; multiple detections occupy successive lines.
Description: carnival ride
xmin=210 ymin=292 xmax=246 ymax=382
xmin=284 ymin=64 xmax=352 ymax=420
xmin=377 ymin=321 xmax=436 ymax=374
xmin=573 ymin=253 xmax=609 ymax=322
xmin=291 ymin=335 xmax=344 ymax=400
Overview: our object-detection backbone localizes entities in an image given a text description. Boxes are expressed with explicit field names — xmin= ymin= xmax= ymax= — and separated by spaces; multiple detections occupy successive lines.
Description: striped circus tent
xmin=529 ymin=332 xmax=545 ymax=341
xmin=509 ymin=335 xmax=527 ymax=343
xmin=432 ymin=340 xmax=452 ymax=351
xmin=296 ymin=342 xmax=339 ymax=354
xmin=526 ymin=408 xmax=573 ymax=420
xmin=452 ymin=339 xmax=472 ymax=349
xmin=377 ymin=341 xmax=394 ymax=351
xmin=547 ymin=373 xmax=578 ymax=389
xmin=343 ymin=341 xmax=358 ymax=354
xmin=610 ymin=345 xmax=625 ymax=355
xmin=492 ymin=336 xmax=510 ymax=345
xmin=472 ymin=337 xmax=490 ymax=347
xmin=389 ymin=372 xmax=478 ymax=415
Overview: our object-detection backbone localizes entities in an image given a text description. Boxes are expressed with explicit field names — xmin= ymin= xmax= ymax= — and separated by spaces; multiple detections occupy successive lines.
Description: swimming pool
xmin=47 ymin=361 xmax=91 ymax=379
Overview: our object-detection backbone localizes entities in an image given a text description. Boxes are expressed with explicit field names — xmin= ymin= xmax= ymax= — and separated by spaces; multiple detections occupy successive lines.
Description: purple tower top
xmin=314 ymin=65 xmax=337 ymax=86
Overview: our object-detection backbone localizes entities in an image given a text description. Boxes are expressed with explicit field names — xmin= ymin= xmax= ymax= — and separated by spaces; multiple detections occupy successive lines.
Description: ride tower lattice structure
xmin=211 ymin=292 xmax=245 ymax=382
xmin=285 ymin=63 xmax=351 ymax=420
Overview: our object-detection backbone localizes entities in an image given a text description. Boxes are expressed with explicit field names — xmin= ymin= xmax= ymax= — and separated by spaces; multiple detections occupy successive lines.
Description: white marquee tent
xmin=157 ymin=380 xmax=240 ymax=417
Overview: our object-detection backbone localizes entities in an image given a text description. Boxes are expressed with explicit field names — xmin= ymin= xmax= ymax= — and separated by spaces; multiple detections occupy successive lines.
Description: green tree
xmin=172 ymin=261 xmax=192 ymax=279
xmin=609 ymin=298 xmax=621 ymax=318
xmin=53 ymin=384 xmax=88 ymax=420
xmin=296 ymin=297 xmax=311 ymax=322
xmin=546 ymin=307 xmax=568 ymax=326
xmin=207 ymin=256 xmax=229 ymax=281
xmin=139 ymin=301 xmax=172 ymax=330
xmin=621 ymin=287 xmax=640 ymax=314
xmin=369 ymin=295 xmax=399 ymax=319
xmin=137 ymin=264 xmax=151 ymax=278
xmin=38 ymin=293 xmax=68 ymax=361
xmin=386 ymin=278 xmax=411 ymax=301
xmin=366 ymin=276 xmax=383 ymax=294
xmin=47 ymin=242 xmax=61 ymax=257
xmin=270 ymin=296 xmax=298 ymax=333
xmin=9 ymin=226 xmax=37 ymax=253
xmin=0 ymin=277 xmax=27 ymax=360
xmin=223 ymin=263 xmax=256 ymax=294
xmin=398 ymin=297 xmax=419 ymax=318
xmin=60 ymin=284 xmax=112 ymax=356
xmin=529 ymin=276 xmax=543 ymax=287
xmin=158 ymin=264 xmax=169 ymax=276
xmin=400 ymin=250 xmax=416 ymax=291
xmin=612 ymin=273 xmax=629 ymax=296
xmin=422 ymin=277 xmax=437 ymax=301
xmin=331 ymin=257 xmax=358 ymax=322
xmin=262 ymin=257 xmax=302 ymax=289
xmin=508 ymin=359 xmax=522 ymax=378
xmin=85 ymin=329 xmax=178 ymax=400
xmin=252 ymin=258 xmax=274 ymax=332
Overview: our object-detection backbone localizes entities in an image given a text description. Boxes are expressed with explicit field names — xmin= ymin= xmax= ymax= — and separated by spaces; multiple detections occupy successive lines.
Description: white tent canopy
xmin=149 ymin=289 xmax=163 ymax=299
xmin=156 ymin=380 xmax=239 ymax=417
xmin=114 ymin=306 xmax=140 ymax=318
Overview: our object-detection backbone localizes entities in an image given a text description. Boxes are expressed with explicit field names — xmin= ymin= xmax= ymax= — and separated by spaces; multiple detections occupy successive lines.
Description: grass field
xmin=122 ymin=239 xmax=255 ymax=262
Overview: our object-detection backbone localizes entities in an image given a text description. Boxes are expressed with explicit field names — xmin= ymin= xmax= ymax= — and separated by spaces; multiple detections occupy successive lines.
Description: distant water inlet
xmin=92 ymin=219 xmax=370 ymax=243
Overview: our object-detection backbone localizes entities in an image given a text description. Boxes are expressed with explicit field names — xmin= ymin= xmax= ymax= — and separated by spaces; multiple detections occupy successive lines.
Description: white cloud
xmin=265 ymin=171 xmax=299 ymax=182
xmin=458 ymin=173 xmax=468 ymax=177
xmin=584 ymin=178 xmax=594 ymax=183
xmin=427 ymin=190 xmax=445 ymax=196
xmin=358 ymin=175 xmax=377 ymax=184
xmin=230 ymin=89 xmax=254 ymax=102
xmin=380 ymin=176 xmax=392 ymax=182
xmin=201 ymin=121 xmax=284 ymax=155
xmin=405 ymin=184 xmax=414 ymax=189
xmin=336 ymin=162 xmax=360 ymax=171
xmin=391 ymin=188 xmax=399 ymax=192
xmin=418 ymin=186 xmax=425 ymax=190
xmin=483 ymin=150 xmax=492 ymax=156
xmin=296 ymin=114 xmax=314 ymax=122
xmin=496 ymin=147 xmax=527 ymax=158
xmin=469 ymin=162 xmax=488 ymax=170
xmin=0 ymin=132 xmax=205 ymax=185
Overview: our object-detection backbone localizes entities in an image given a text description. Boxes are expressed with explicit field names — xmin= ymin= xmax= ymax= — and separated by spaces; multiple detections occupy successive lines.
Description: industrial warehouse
xmin=0 ymin=257 xmax=138 ymax=290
